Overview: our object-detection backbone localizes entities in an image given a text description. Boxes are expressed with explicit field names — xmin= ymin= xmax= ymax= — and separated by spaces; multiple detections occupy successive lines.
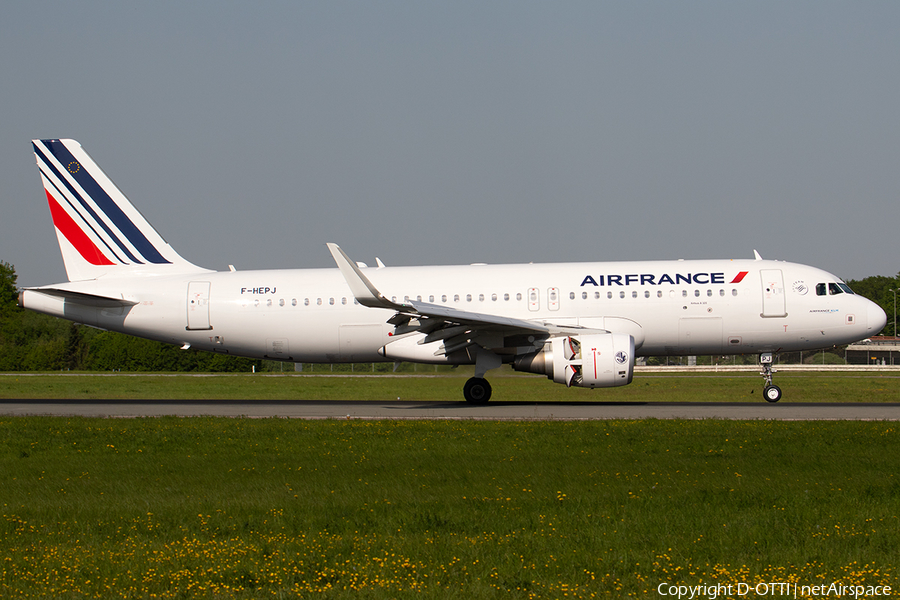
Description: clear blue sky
xmin=2 ymin=2 xmax=898 ymax=286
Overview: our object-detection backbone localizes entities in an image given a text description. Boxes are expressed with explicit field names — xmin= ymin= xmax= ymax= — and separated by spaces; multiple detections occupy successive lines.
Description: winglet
xmin=327 ymin=243 xmax=406 ymax=311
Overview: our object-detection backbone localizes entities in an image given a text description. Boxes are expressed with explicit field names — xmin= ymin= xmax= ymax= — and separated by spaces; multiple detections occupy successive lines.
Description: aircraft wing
xmin=327 ymin=244 xmax=605 ymax=354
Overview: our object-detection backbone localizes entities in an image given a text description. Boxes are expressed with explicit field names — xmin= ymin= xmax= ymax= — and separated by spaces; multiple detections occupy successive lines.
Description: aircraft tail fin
xmin=32 ymin=139 xmax=208 ymax=281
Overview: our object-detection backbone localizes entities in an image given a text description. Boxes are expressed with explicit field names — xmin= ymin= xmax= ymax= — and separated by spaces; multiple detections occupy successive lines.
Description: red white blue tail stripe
xmin=34 ymin=138 xmax=172 ymax=266
xmin=32 ymin=139 xmax=203 ymax=281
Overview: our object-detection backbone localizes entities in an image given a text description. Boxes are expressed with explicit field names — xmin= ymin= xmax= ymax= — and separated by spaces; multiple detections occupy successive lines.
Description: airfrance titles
xmin=580 ymin=271 xmax=748 ymax=287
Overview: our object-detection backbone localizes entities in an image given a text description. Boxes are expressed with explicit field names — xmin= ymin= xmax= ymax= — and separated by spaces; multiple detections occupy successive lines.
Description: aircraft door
xmin=266 ymin=338 xmax=291 ymax=360
xmin=760 ymin=269 xmax=787 ymax=318
xmin=678 ymin=317 xmax=724 ymax=353
xmin=187 ymin=281 xmax=212 ymax=330
xmin=527 ymin=287 xmax=540 ymax=312
xmin=548 ymin=287 xmax=560 ymax=311
xmin=339 ymin=324 xmax=385 ymax=361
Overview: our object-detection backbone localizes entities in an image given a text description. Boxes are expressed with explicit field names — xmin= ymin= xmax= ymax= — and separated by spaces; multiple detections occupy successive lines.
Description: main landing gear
xmin=463 ymin=377 xmax=492 ymax=404
xmin=463 ymin=348 xmax=500 ymax=403
xmin=759 ymin=352 xmax=782 ymax=403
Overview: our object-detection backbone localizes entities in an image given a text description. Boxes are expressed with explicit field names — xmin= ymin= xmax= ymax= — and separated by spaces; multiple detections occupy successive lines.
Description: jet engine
xmin=513 ymin=333 xmax=635 ymax=388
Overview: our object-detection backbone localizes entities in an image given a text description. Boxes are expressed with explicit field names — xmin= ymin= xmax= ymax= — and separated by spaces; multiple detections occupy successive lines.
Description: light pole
xmin=891 ymin=289 xmax=898 ymax=338
xmin=890 ymin=288 xmax=897 ymax=367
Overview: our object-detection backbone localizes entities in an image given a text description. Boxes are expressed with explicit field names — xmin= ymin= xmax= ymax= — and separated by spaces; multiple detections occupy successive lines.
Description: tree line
xmin=0 ymin=261 xmax=897 ymax=372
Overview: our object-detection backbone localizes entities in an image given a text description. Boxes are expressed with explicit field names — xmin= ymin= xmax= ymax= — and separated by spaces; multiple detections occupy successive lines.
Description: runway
xmin=2 ymin=399 xmax=900 ymax=420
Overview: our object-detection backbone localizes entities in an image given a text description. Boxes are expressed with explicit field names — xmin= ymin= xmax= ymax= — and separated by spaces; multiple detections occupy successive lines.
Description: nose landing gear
xmin=759 ymin=352 xmax=782 ymax=403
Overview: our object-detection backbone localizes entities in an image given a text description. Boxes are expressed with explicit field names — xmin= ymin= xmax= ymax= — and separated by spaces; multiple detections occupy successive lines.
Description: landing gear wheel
xmin=463 ymin=377 xmax=492 ymax=404
xmin=758 ymin=353 xmax=782 ymax=403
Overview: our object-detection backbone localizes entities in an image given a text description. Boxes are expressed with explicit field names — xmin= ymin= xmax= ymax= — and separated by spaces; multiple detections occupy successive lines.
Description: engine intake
xmin=513 ymin=333 xmax=635 ymax=388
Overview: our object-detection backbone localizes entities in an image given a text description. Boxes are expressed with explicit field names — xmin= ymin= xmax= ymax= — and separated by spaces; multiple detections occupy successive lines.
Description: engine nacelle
xmin=513 ymin=333 xmax=635 ymax=388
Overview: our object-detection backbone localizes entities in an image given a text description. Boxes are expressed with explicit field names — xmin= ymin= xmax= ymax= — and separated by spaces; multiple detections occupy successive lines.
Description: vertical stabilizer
xmin=32 ymin=139 xmax=208 ymax=281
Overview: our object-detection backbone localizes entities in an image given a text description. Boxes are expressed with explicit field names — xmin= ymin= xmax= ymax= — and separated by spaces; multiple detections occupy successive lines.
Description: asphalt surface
xmin=2 ymin=399 xmax=900 ymax=420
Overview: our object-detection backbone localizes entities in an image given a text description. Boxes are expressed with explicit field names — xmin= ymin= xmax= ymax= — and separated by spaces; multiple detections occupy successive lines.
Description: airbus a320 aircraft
xmin=20 ymin=139 xmax=887 ymax=403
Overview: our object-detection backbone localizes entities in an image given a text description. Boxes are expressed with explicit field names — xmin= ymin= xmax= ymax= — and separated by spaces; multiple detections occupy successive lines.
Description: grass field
xmin=0 ymin=368 xmax=898 ymax=402
xmin=1 ymin=417 xmax=899 ymax=598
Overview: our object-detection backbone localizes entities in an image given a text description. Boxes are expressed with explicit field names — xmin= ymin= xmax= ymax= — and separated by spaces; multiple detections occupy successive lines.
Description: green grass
xmin=1 ymin=418 xmax=898 ymax=598
xmin=0 ymin=369 xmax=897 ymax=402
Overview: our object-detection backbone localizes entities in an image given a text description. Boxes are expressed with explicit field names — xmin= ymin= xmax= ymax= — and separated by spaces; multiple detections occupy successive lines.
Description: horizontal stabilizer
xmin=21 ymin=287 xmax=138 ymax=308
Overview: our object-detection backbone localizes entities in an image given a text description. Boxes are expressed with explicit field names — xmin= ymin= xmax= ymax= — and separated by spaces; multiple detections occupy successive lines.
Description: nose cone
xmin=866 ymin=299 xmax=887 ymax=334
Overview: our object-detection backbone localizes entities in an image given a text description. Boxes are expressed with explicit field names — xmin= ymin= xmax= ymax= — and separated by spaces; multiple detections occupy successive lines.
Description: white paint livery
xmin=20 ymin=140 xmax=887 ymax=402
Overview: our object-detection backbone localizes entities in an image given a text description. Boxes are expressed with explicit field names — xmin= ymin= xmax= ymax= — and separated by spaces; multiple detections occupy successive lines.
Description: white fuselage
xmin=24 ymin=138 xmax=889 ymax=402
xmin=22 ymin=257 xmax=884 ymax=364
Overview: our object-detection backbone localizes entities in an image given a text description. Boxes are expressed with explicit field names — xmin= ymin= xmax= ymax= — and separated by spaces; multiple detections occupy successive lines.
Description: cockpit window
xmin=838 ymin=283 xmax=855 ymax=295
xmin=817 ymin=282 xmax=855 ymax=296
